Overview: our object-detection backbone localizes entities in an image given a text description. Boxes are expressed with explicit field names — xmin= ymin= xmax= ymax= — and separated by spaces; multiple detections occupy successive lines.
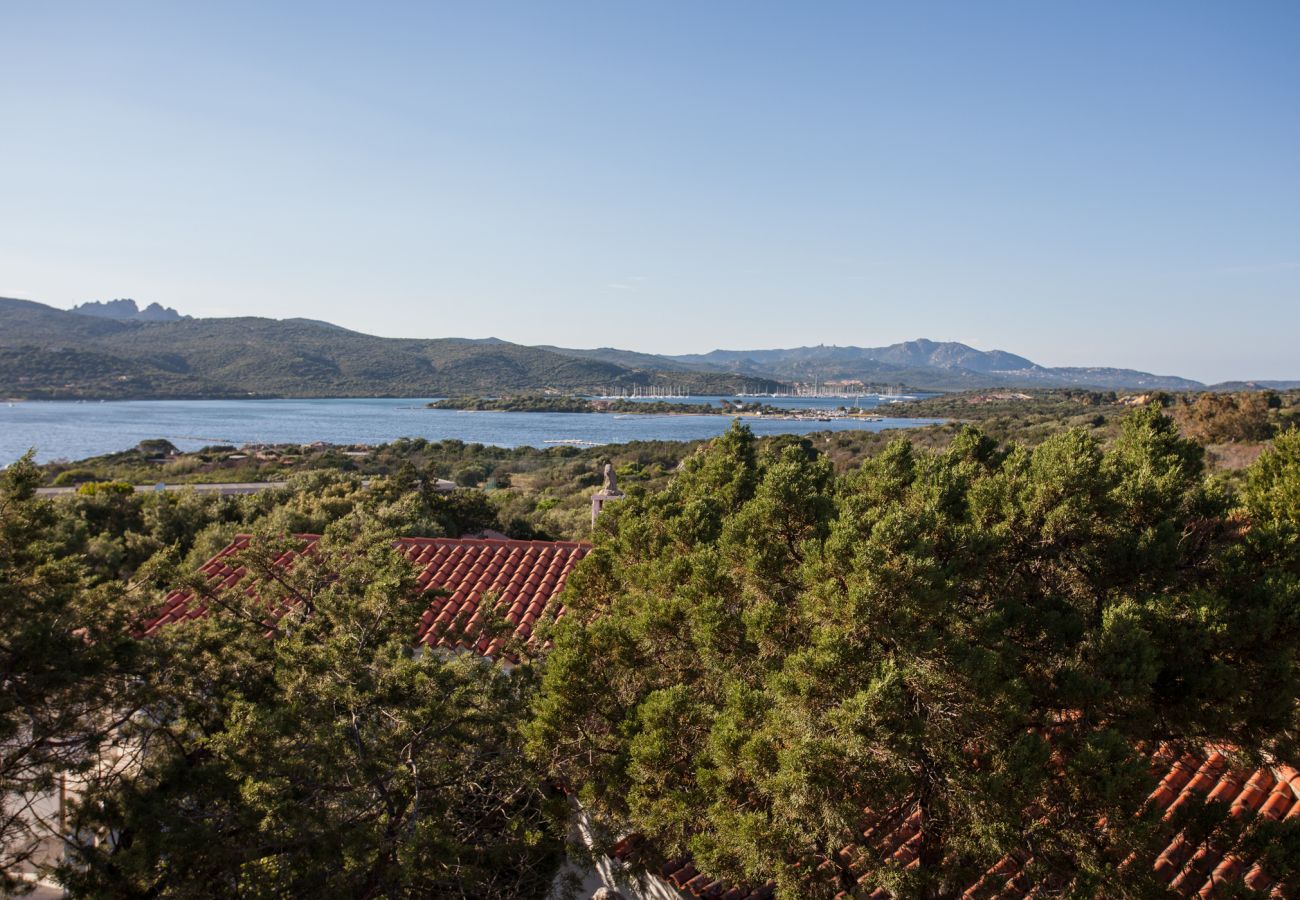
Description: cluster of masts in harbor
xmin=740 ymin=380 xmax=916 ymax=400
xmin=596 ymin=385 xmax=692 ymax=399
xmin=595 ymin=381 xmax=918 ymax=401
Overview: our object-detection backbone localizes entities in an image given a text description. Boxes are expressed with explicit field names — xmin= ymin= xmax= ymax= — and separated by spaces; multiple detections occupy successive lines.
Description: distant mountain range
xmin=71 ymin=298 xmax=189 ymax=322
xmin=0 ymin=298 xmax=779 ymax=400
xmin=654 ymin=340 xmax=1212 ymax=391
xmin=1 ymin=297 xmax=1293 ymax=400
xmin=545 ymin=340 xmax=1220 ymax=392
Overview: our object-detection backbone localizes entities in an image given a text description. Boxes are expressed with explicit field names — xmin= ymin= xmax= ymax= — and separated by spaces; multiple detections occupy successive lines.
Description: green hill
xmin=0 ymin=298 xmax=784 ymax=399
xmin=6 ymin=296 xmax=1252 ymax=399
xmin=667 ymin=341 xmax=1205 ymax=391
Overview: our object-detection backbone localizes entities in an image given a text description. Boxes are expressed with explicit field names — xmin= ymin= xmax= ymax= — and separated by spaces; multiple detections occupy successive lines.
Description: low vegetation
xmin=27 ymin=390 xmax=1298 ymax=544
xmin=430 ymin=395 xmax=608 ymax=413
xmin=427 ymin=395 xmax=797 ymax=416
xmin=4 ymin=396 xmax=1299 ymax=896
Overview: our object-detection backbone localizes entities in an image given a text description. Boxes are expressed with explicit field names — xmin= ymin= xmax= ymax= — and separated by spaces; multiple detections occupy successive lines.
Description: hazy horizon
xmin=3 ymin=2 xmax=1297 ymax=382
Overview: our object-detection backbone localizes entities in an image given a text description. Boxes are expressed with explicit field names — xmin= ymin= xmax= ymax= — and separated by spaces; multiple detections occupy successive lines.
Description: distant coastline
xmin=425 ymin=395 xmax=889 ymax=422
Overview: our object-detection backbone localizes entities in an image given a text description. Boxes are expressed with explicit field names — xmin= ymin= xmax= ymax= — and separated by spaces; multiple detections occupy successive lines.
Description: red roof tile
xmin=146 ymin=534 xmax=589 ymax=661
xmin=616 ymin=748 xmax=1300 ymax=899
xmin=152 ymin=537 xmax=1296 ymax=896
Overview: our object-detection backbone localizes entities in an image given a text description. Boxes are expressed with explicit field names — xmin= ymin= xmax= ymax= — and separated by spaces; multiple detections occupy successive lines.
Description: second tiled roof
xmin=146 ymin=534 xmax=590 ymax=660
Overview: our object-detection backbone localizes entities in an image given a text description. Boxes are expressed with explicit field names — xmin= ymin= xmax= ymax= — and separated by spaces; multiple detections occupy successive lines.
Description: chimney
xmin=591 ymin=461 xmax=625 ymax=526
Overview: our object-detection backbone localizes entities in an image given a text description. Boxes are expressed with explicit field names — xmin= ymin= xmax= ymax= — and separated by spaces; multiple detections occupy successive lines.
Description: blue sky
xmin=2 ymin=1 xmax=1297 ymax=382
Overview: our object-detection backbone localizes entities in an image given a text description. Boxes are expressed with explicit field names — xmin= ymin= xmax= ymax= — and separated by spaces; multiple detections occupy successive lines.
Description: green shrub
xmin=52 ymin=469 xmax=100 ymax=486
xmin=76 ymin=481 xmax=135 ymax=496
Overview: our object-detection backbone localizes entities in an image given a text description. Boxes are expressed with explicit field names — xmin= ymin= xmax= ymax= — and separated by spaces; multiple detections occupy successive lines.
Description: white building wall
xmin=549 ymin=809 xmax=688 ymax=900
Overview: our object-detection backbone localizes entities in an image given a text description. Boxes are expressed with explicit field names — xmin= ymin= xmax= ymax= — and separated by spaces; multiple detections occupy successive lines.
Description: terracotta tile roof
xmin=956 ymin=748 xmax=1299 ymax=898
xmin=146 ymin=534 xmax=590 ymax=660
xmin=621 ymin=746 xmax=1300 ymax=899
xmin=151 ymin=538 xmax=1296 ymax=896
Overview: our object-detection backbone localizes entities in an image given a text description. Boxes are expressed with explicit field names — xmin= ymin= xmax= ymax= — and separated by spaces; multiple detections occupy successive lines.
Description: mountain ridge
xmin=658 ymin=340 xmax=1202 ymax=391
xmin=71 ymin=298 xmax=188 ymax=322
xmin=1 ymin=297 xmax=1286 ymax=399
xmin=0 ymin=298 xmax=779 ymax=399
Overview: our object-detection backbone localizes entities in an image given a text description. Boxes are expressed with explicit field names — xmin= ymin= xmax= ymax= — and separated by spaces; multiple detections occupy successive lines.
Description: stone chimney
xmin=591 ymin=461 xmax=625 ymax=526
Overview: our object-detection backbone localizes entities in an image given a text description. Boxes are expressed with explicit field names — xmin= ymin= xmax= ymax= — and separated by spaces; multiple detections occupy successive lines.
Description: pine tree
xmin=529 ymin=415 xmax=1300 ymax=897
xmin=0 ymin=453 xmax=142 ymax=891
xmin=65 ymin=516 xmax=565 ymax=899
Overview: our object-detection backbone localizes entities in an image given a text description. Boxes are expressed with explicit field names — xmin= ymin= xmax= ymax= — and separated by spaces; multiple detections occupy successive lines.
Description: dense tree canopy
xmin=529 ymin=415 xmax=1300 ymax=898
xmin=7 ymin=406 xmax=1299 ymax=897
xmin=0 ymin=454 xmax=142 ymax=891
xmin=62 ymin=518 xmax=566 ymax=899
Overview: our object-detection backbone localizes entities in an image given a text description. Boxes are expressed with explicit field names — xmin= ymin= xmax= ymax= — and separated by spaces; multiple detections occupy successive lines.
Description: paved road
xmin=36 ymin=481 xmax=289 ymax=497
xmin=35 ymin=478 xmax=456 ymax=498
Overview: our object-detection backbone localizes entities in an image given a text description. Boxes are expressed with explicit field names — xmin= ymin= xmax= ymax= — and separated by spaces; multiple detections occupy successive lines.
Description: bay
xmin=0 ymin=397 xmax=942 ymax=464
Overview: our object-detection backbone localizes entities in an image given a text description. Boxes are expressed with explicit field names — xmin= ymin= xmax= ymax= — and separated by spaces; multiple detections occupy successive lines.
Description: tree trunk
xmin=916 ymin=764 xmax=950 ymax=900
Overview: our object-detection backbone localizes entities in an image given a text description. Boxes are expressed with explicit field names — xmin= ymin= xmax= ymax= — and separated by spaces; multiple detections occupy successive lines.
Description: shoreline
xmin=433 ymin=407 xmax=892 ymax=423
xmin=24 ymin=419 xmax=949 ymax=476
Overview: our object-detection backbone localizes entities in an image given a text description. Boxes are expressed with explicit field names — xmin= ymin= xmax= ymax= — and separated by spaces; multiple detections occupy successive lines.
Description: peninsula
xmin=427 ymin=395 xmax=836 ymax=418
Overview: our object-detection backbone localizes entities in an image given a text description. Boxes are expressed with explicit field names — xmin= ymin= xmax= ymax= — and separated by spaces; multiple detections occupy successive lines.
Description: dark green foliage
xmin=431 ymin=395 xmax=600 ymax=413
xmin=886 ymin=388 xmax=1122 ymax=419
xmin=530 ymin=414 xmax=1300 ymax=897
xmin=0 ymin=454 xmax=144 ymax=890
xmin=1246 ymin=428 xmax=1300 ymax=531
xmin=63 ymin=518 xmax=566 ymax=899
xmin=31 ymin=466 xmax=516 ymax=591
xmin=0 ymin=346 xmax=234 ymax=399
xmin=6 ymin=399 xmax=1300 ymax=896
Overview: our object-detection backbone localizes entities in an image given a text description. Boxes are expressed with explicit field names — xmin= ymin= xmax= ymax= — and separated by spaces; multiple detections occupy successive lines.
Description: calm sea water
xmin=0 ymin=397 xmax=941 ymax=464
